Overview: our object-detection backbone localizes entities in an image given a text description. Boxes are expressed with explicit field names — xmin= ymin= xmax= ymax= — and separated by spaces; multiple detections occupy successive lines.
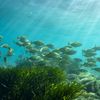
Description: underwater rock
xmin=76 ymin=72 xmax=100 ymax=97
xmin=75 ymin=91 xmax=100 ymax=100
xmin=77 ymin=72 xmax=96 ymax=81
xmin=68 ymin=72 xmax=100 ymax=99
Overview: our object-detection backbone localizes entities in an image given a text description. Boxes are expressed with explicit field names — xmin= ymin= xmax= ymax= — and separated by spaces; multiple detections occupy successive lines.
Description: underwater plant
xmin=0 ymin=66 xmax=84 ymax=100
xmin=0 ymin=68 xmax=20 ymax=99
xmin=11 ymin=67 xmax=66 ymax=100
xmin=45 ymin=81 xmax=84 ymax=100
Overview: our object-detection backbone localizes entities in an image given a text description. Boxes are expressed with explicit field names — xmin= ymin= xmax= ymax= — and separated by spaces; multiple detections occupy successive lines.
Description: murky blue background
xmin=0 ymin=0 xmax=100 ymax=76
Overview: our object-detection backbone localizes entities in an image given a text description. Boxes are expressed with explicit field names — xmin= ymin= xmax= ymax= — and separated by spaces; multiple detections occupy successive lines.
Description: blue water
xmin=0 ymin=0 xmax=100 ymax=76
xmin=0 ymin=0 xmax=100 ymax=46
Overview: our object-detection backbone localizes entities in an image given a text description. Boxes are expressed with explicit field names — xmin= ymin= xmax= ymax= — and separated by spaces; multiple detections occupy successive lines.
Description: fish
xmin=45 ymin=52 xmax=61 ymax=59
xmin=59 ymin=47 xmax=76 ymax=55
xmin=16 ymin=36 xmax=31 ymax=47
xmin=46 ymin=44 xmax=55 ymax=49
xmin=92 ymin=45 xmax=100 ymax=51
xmin=25 ymin=44 xmax=33 ymax=50
xmin=15 ymin=41 xmax=24 ymax=46
xmin=82 ymin=62 xmax=96 ymax=67
xmin=0 ymin=44 xmax=10 ymax=49
xmin=82 ymin=48 xmax=95 ymax=53
xmin=65 ymin=45 xmax=73 ymax=48
xmin=17 ymin=36 xmax=27 ymax=42
xmin=93 ymin=67 xmax=100 ymax=72
xmin=40 ymin=46 xmax=49 ymax=53
xmin=86 ymin=58 xmax=96 ymax=63
xmin=0 ymin=35 xmax=3 ymax=41
xmin=82 ymin=49 xmax=96 ymax=57
xmin=74 ymin=58 xmax=82 ymax=62
xmin=68 ymin=42 xmax=82 ymax=47
xmin=0 ymin=82 xmax=8 ymax=88
xmin=22 ymin=40 xmax=31 ymax=47
xmin=29 ymin=56 xmax=43 ymax=62
xmin=28 ymin=48 xmax=39 ymax=54
xmin=83 ymin=52 xmax=96 ymax=57
xmin=4 ymin=56 xmax=7 ymax=64
xmin=7 ymin=48 xmax=14 ymax=56
xmin=52 ymin=49 xmax=61 ymax=53
xmin=65 ymin=50 xmax=76 ymax=55
xmin=32 ymin=40 xmax=45 ymax=46
xmin=96 ymin=57 xmax=100 ymax=62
